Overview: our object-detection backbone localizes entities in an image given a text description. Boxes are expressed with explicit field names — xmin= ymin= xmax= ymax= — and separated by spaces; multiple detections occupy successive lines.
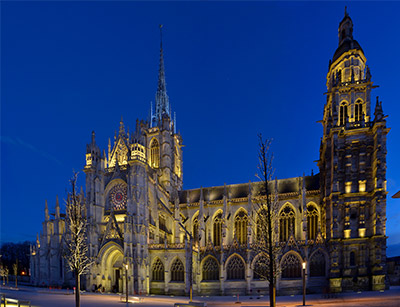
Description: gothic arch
xmin=279 ymin=203 xmax=296 ymax=242
xmin=309 ymin=248 xmax=328 ymax=277
xmin=225 ymin=253 xmax=246 ymax=280
xmin=201 ymin=255 xmax=219 ymax=281
xmin=212 ymin=210 xmax=223 ymax=246
xmin=251 ymin=252 xmax=270 ymax=280
xmin=306 ymin=202 xmax=319 ymax=240
xmin=234 ymin=208 xmax=248 ymax=245
xmin=280 ymin=251 xmax=303 ymax=279
xmin=169 ymin=257 xmax=185 ymax=282
xmin=151 ymin=257 xmax=165 ymax=281
xmin=354 ymin=99 xmax=364 ymax=122
xmin=98 ymin=241 xmax=124 ymax=292
xmin=149 ymin=137 xmax=160 ymax=168
xmin=339 ymin=100 xmax=349 ymax=126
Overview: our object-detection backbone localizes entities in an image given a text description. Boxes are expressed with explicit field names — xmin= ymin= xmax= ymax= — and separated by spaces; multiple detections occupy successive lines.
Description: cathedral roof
xmin=179 ymin=174 xmax=320 ymax=203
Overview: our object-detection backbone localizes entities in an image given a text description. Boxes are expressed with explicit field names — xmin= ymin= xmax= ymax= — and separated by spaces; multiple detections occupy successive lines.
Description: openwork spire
xmin=153 ymin=24 xmax=170 ymax=127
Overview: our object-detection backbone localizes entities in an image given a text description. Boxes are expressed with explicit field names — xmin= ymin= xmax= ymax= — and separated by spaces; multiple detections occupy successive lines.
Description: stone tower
xmin=318 ymin=9 xmax=389 ymax=292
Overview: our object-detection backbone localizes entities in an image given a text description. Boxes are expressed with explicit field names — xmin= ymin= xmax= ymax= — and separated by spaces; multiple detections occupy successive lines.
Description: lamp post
xmin=125 ymin=263 xmax=129 ymax=304
xmin=302 ymin=261 xmax=306 ymax=306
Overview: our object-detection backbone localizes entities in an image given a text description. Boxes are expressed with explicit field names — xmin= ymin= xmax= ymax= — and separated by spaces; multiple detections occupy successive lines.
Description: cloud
xmin=1 ymin=135 xmax=63 ymax=165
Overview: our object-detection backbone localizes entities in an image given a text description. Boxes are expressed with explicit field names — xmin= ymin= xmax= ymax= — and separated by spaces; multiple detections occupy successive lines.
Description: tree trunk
xmin=75 ymin=271 xmax=80 ymax=307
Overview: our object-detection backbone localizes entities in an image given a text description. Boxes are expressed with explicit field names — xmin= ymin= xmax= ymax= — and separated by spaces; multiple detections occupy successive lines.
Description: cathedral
xmin=30 ymin=11 xmax=389 ymax=296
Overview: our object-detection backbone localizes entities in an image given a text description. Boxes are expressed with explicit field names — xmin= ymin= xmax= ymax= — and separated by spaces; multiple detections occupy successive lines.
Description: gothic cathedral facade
xmin=30 ymin=12 xmax=389 ymax=295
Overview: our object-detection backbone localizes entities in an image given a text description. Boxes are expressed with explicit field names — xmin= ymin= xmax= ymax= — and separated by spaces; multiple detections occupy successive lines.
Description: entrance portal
xmin=99 ymin=242 xmax=124 ymax=293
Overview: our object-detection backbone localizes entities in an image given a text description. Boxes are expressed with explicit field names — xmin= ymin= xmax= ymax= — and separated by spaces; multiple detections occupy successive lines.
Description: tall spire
xmin=153 ymin=24 xmax=170 ymax=127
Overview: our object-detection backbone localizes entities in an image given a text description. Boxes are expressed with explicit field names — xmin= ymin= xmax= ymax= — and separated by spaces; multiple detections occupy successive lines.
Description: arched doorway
xmin=99 ymin=242 xmax=124 ymax=293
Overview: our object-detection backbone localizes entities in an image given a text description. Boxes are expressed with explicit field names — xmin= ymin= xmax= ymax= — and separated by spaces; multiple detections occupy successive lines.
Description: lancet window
xmin=310 ymin=251 xmax=326 ymax=277
xmin=150 ymin=139 xmax=160 ymax=168
xmin=339 ymin=102 xmax=348 ymax=126
xmin=151 ymin=258 xmax=165 ymax=281
xmin=170 ymin=258 xmax=184 ymax=282
xmin=279 ymin=205 xmax=295 ymax=242
xmin=354 ymin=101 xmax=363 ymax=122
xmin=226 ymin=255 xmax=245 ymax=280
xmin=256 ymin=208 xmax=268 ymax=242
xmin=213 ymin=212 xmax=223 ymax=246
xmin=234 ymin=210 xmax=248 ymax=245
xmin=281 ymin=254 xmax=301 ymax=278
xmin=202 ymin=257 xmax=219 ymax=281
xmin=193 ymin=217 xmax=199 ymax=245
xmin=253 ymin=254 xmax=270 ymax=280
xmin=307 ymin=204 xmax=319 ymax=240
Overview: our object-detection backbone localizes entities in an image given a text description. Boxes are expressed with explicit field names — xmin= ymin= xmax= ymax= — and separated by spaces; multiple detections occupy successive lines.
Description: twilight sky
xmin=2 ymin=1 xmax=400 ymax=256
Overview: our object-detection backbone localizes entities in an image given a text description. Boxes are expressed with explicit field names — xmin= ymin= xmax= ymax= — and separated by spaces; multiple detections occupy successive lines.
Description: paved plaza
xmin=1 ymin=286 xmax=400 ymax=307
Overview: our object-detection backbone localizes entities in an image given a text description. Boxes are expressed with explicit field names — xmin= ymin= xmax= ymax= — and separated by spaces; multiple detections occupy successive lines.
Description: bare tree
xmin=63 ymin=172 xmax=93 ymax=307
xmin=253 ymin=134 xmax=281 ymax=307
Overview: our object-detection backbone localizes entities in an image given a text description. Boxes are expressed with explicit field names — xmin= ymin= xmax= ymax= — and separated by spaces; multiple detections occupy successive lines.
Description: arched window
xmin=253 ymin=254 xmax=269 ymax=280
xmin=202 ymin=257 xmax=219 ymax=281
xmin=213 ymin=212 xmax=223 ymax=246
xmin=226 ymin=255 xmax=245 ymax=280
xmin=310 ymin=251 xmax=326 ymax=277
xmin=354 ymin=101 xmax=363 ymax=122
xmin=256 ymin=208 xmax=268 ymax=242
xmin=350 ymin=251 xmax=356 ymax=267
xmin=174 ymin=145 xmax=181 ymax=177
xmin=170 ymin=258 xmax=184 ymax=282
xmin=281 ymin=254 xmax=301 ymax=278
xmin=150 ymin=139 xmax=160 ymax=168
xmin=339 ymin=103 xmax=348 ymax=126
xmin=151 ymin=258 xmax=165 ymax=281
xmin=235 ymin=210 xmax=248 ymax=245
xmin=193 ymin=217 xmax=199 ymax=245
xmin=307 ymin=204 xmax=319 ymax=240
xmin=279 ymin=205 xmax=295 ymax=242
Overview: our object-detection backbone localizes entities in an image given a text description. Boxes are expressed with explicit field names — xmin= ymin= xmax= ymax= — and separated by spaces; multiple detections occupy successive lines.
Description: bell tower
xmin=148 ymin=25 xmax=183 ymax=195
xmin=319 ymin=9 xmax=389 ymax=292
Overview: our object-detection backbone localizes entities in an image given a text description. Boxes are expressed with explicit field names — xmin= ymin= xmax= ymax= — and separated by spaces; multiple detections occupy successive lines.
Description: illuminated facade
xmin=31 ymin=12 xmax=388 ymax=295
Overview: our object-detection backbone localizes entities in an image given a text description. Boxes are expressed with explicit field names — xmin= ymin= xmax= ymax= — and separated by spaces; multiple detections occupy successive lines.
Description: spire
xmin=55 ymin=195 xmax=60 ymax=219
xmin=154 ymin=24 xmax=170 ymax=127
xmin=91 ymin=131 xmax=96 ymax=145
xmin=45 ymin=200 xmax=49 ymax=221
xmin=119 ymin=116 xmax=125 ymax=136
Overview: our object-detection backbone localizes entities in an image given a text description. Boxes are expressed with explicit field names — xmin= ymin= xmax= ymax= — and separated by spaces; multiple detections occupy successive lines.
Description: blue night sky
xmin=2 ymin=2 xmax=400 ymax=256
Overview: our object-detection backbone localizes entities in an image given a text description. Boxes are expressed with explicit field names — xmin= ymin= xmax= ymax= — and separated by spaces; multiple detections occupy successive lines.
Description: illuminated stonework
xmin=31 ymin=11 xmax=388 ymax=296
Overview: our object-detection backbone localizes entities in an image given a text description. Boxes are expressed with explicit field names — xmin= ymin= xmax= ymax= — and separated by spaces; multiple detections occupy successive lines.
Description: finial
xmin=45 ymin=200 xmax=49 ymax=221
xmin=159 ymin=24 xmax=163 ymax=48
xmin=91 ymin=131 xmax=96 ymax=144
xmin=345 ymin=6 xmax=348 ymax=17
xmin=119 ymin=116 xmax=125 ymax=136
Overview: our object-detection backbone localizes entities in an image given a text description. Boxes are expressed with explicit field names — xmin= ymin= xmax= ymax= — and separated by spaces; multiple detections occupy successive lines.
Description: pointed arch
xmin=201 ymin=256 xmax=219 ymax=281
xmin=252 ymin=253 xmax=270 ymax=280
xmin=354 ymin=99 xmax=364 ymax=122
xmin=226 ymin=253 xmax=246 ymax=280
xmin=149 ymin=138 xmax=160 ymax=168
xmin=339 ymin=101 xmax=349 ymax=126
xmin=281 ymin=251 xmax=303 ymax=279
xmin=192 ymin=211 xmax=200 ymax=245
xmin=151 ymin=258 xmax=165 ymax=281
xmin=212 ymin=210 xmax=223 ymax=246
xmin=306 ymin=202 xmax=319 ymax=240
xmin=279 ymin=203 xmax=296 ymax=242
xmin=234 ymin=208 xmax=248 ymax=245
xmin=309 ymin=249 xmax=327 ymax=277
xmin=170 ymin=257 xmax=185 ymax=282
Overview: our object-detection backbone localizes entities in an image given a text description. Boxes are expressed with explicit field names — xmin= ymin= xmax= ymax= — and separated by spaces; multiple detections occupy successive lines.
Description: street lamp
xmin=302 ymin=261 xmax=306 ymax=306
xmin=125 ymin=263 xmax=129 ymax=303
